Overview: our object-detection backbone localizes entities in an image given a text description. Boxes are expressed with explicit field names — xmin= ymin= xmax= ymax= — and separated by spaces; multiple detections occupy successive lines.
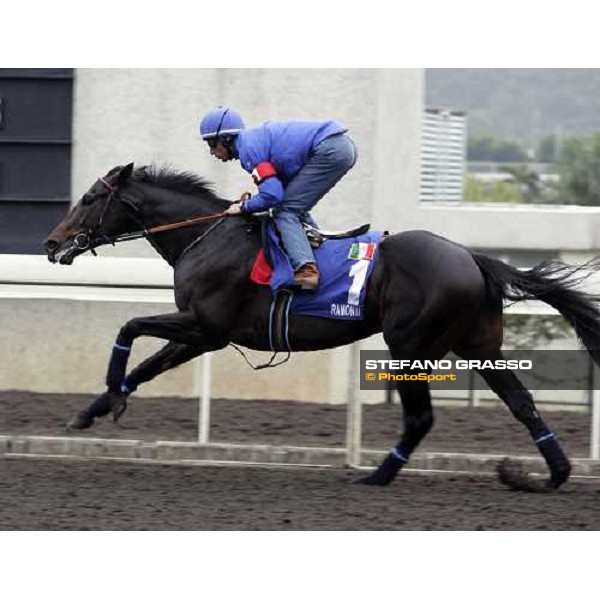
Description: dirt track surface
xmin=0 ymin=391 xmax=591 ymax=457
xmin=1 ymin=457 xmax=599 ymax=530
xmin=1 ymin=392 xmax=596 ymax=530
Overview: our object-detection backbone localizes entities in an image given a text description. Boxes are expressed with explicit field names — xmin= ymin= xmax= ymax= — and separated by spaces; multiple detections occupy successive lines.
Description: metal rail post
xmin=345 ymin=343 xmax=362 ymax=467
xmin=591 ymin=390 xmax=600 ymax=460
xmin=590 ymin=357 xmax=600 ymax=459
xmin=468 ymin=369 xmax=481 ymax=407
xmin=198 ymin=352 xmax=212 ymax=444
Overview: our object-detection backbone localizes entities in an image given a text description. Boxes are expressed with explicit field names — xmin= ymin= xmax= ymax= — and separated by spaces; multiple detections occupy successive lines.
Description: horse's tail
xmin=470 ymin=252 xmax=600 ymax=365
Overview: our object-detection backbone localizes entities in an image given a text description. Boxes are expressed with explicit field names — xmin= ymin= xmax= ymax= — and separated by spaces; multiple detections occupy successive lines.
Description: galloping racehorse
xmin=45 ymin=163 xmax=600 ymax=492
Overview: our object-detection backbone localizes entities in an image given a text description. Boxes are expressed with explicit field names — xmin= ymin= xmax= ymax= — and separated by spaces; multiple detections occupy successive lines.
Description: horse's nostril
xmin=44 ymin=239 xmax=59 ymax=252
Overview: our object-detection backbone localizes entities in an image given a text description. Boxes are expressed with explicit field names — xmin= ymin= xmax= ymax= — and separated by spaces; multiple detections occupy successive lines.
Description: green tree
xmin=464 ymin=175 xmax=523 ymax=203
xmin=555 ymin=132 xmax=600 ymax=206
xmin=468 ymin=134 xmax=528 ymax=162
xmin=499 ymin=165 xmax=543 ymax=203
xmin=503 ymin=315 xmax=573 ymax=350
xmin=536 ymin=134 xmax=560 ymax=163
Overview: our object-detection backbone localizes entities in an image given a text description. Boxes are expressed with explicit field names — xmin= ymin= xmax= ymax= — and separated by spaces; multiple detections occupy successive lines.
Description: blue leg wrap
xmin=106 ymin=340 xmax=132 ymax=392
xmin=535 ymin=432 xmax=556 ymax=445
xmin=362 ymin=445 xmax=410 ymax=485
xmin=535 ymin=431 xmax=571 ymax=488
xmin=390 ymin=447 xmax=409 ymax=463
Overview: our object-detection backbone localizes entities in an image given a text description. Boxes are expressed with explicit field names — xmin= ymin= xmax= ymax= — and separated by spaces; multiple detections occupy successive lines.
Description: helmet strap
xmin=221 ymin=134 xmax=238 ymax=159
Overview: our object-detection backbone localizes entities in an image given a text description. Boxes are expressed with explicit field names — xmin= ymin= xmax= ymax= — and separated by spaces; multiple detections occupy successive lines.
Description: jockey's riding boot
xmin=293 ymin=263 xmax=320 ymax=290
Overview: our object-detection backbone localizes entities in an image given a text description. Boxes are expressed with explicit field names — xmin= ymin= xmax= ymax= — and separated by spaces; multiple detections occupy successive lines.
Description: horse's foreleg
xmin=67 ymin=341 xmax=206 ymax=430
xmin=357 ymin=379 xmax=434 ymax=486
xmin=67 ymin=311 xmax=224 ymax=431
xmin=105 ymin=310 xmax=213 ymax=393
xmin=121 ymin=341 xmax=203 ymax=395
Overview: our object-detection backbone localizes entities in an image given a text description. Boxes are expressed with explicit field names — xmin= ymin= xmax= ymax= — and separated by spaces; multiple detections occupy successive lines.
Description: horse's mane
xmin=139 ymin=164 xmax=225 ymax=204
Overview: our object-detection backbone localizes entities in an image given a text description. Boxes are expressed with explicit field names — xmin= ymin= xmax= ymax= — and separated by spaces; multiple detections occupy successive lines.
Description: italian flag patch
xmin=348 ymin=242 xmax=376 ymax=261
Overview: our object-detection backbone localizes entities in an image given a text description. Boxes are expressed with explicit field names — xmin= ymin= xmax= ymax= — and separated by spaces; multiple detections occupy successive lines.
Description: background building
xmin=2 ymin=68 xmax=600 ymax=403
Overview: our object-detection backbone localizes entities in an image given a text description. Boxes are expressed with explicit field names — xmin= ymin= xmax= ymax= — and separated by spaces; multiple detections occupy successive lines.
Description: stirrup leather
xmin=303 ymin=223 xmax=371 ymax=248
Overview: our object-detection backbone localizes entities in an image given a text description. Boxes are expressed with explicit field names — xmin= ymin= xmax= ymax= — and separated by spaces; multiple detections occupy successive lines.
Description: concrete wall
xmin=0 ymin=296 xmax=358 ymax=403
xmin=406 ymin=202 xmax=600 ymax=253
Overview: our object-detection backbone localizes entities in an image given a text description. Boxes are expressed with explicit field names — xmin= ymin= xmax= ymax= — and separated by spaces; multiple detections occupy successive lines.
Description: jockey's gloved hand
xmin=225 ymin=202 xmax=244 ymax=216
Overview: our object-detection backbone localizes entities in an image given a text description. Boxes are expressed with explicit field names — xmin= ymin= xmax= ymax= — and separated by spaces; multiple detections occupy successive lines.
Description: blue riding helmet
xmin=199 ymin=107 xmax=245 ymax=140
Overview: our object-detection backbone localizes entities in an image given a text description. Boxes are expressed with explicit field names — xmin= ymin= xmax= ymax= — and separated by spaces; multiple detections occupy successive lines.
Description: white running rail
xmin=1 ymin=254 xmax=600 ymax=460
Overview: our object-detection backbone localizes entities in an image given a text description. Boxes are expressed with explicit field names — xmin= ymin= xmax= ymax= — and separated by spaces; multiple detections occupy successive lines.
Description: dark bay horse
xmin=45 ymin=163 xmax=600 ymax=492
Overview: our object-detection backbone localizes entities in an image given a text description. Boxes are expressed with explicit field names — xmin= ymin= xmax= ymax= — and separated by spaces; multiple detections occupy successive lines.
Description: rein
xmin=102 ymin=210 xmax=229 ymax=246
xmin=80 ymin=176 xmax=229 ymax=252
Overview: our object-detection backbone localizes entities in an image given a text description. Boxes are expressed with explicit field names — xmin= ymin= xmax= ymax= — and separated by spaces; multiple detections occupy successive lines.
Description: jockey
xmin=199 ymin=106 xmax=357 ymax=290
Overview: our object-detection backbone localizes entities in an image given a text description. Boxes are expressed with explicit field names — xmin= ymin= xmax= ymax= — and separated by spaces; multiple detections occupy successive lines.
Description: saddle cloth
xmin=250 ymin=221 xmax=384 ymax=321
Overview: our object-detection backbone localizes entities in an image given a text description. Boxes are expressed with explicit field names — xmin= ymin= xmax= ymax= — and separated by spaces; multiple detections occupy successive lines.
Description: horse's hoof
xmin=66 ymin=411 xmax=94 ymax=432
xmin=548 ymin=462 xmax=572 ymax=489
xmin=110 ymin=393 xmax=128 ymax=422
xmin=353 ymin=471 xmax=394 ymax=486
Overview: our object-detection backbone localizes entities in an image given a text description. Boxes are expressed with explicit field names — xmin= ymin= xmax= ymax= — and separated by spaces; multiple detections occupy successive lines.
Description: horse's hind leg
xmin=357 ymin=314 xmax=440 ymax=486
xmin=357 ymin=273 xmax=479 ymax=486
xmin=457 ymin=346 xmax=571 ymax=490
xmin=357 ymin=377 xmax=433 ymax=486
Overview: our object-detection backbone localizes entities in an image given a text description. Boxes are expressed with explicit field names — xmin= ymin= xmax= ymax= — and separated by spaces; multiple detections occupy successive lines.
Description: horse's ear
xmin=118 ymin=162 xmax=135 ymax=184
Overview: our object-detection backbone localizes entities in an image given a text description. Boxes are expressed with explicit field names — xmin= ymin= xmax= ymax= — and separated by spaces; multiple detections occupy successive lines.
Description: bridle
xmin=72 ymin=176 xmax=120 ymax=254
xmin=74 ymin=175 xmax=228 ymax=258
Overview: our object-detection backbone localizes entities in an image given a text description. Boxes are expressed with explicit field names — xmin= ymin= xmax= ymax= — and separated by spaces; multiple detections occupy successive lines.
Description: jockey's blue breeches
xmin=273 ymin=133 xmax=357 ymax=271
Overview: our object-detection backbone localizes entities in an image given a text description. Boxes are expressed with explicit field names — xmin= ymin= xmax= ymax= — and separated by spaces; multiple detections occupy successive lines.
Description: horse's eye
xmin=82 ymin=193 xmax=94 ymax=206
